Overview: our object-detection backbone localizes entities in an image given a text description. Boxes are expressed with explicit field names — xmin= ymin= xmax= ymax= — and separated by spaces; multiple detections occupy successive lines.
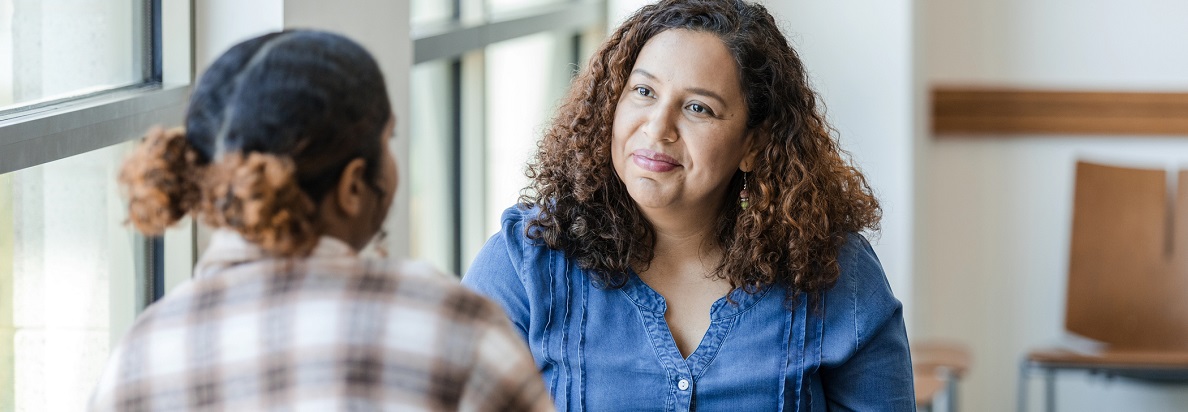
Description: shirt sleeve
xmin=820 ymin=234 xmax=916 ymax=411
xmin=461 ymin=206 xmax=536 ymax=341
xmin=458 ymin=304 xmax=555 ymax=412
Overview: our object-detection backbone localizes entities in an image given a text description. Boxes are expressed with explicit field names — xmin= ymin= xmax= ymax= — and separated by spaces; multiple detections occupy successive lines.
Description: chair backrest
xmin=1065 ymin=162 xmax=1188 ymax=350
xmin=1179 ymin=170 xmax=1188 ymax=294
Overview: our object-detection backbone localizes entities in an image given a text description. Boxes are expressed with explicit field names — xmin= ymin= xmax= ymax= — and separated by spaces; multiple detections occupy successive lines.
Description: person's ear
xmin=740 ymin=128 xmax=766 ymax=173
xmin=334 ymin=158 xmax=369 ymax=217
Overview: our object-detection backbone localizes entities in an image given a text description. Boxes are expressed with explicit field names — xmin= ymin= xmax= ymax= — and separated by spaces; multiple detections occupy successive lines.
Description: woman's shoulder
xmin=473 ymin=204 xmax=561 ymax=277
xmin=117 ymin=258 xmax=507 ymax=357
xmin=834 ymin=232 xmax=892 ymax=292
xmin=497 ymin=203 xmax=546 ymax=242
xmin=91 ymin=259 xmax=512 ymax=410
xmin=366 ymin=258 xmax=500 ymax=308
xmin=461 ymin=204 xmax=565 ymax=335
xmin=825 ymin=232 xmax=901 ymax=322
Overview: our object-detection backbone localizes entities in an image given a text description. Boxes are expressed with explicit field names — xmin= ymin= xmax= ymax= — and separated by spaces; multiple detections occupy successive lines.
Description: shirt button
xmin=677 ymin=378 xmax=690 ymax=391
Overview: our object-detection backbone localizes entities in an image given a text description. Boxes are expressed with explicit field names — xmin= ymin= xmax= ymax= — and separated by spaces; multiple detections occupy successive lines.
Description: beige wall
xmin=919 ymin=0 xmax=1188 ymax=411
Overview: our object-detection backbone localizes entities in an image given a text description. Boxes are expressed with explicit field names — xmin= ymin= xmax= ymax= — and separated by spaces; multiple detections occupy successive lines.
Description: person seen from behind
xmin=90 ymin=30 xmax=552 ymax=411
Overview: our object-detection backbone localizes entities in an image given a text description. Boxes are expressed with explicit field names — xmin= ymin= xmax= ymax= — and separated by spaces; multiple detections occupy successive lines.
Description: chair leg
xmin=943 ymin=368 xmax=958 ymax=412
xmin=1017 ymin=359 xmax=1030 ymax=412
xmin=1044 ymin=368 xmax=1056 ymax=412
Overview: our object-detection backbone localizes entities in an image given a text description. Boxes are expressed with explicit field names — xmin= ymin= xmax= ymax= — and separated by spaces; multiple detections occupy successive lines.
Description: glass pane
xmin=410 ymin=60 xmax=458 ymax=274
xmin=0 ymin=0 xmax=147 ymax=111
xmin=484 ymin=31 xmax=574 ymax=236
xmin=412 ymin=0 xmax=455 ymax=26
xmin=0 ymin=141 xmax=141 ymax=411
xmin=487 ymin=0 xmax=564 ymax=14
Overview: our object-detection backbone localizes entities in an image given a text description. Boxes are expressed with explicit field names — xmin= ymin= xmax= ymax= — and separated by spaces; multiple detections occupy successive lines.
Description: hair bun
xmin=119 ymin=127 xmax=202 ymax=235
xmin=203 ymin=152 xmax=319 ymax=256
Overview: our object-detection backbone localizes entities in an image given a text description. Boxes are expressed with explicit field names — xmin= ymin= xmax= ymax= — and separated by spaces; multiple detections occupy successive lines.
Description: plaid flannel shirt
xmin=89 ymin=230 xmax=552 ymax=411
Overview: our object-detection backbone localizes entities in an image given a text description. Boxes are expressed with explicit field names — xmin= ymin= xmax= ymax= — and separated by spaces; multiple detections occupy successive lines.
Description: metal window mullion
xmin=449 ymin=58 xmax=464 ymax=275
xmin=151 ymin=0 xmax=163 ymax=82
xmin=147 ymin=0 xmax=167 ymax=302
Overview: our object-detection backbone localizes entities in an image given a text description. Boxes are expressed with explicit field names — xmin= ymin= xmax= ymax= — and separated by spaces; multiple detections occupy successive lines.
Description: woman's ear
xmin=740 ymin=128 xmax=766 ymax=173
xmin=333 ymin=158 xmax=369 ymax=217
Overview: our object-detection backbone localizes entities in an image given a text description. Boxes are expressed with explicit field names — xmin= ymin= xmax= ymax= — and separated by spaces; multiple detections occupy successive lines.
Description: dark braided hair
xmin=120 ymin=30 xmax=392 ymax=256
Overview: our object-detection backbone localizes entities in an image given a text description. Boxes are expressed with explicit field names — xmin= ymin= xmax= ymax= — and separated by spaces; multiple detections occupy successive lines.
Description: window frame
xmin=0 ymin=1 xmax=193 ymax=408
xmin=0 ymin=0 xmax=194 ymax=302
xmin=410 ymin=0 xmax=606 ymax=275
xmin=0 ymin=0 xmax=191 ymax=177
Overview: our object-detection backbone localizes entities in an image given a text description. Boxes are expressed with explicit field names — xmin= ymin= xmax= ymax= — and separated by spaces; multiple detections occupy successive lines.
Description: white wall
xmin=194 ymin=0 xmax=412 ymax=259
xmin=919 ymin=0 xmax=1188 ymax=411
xmin=763 ymin=0 xmax=918 ymax=330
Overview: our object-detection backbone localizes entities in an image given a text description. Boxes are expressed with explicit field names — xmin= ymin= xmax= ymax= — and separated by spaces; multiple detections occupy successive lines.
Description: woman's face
xmin=611 ymin=29 xmax=756 ymax=218
xmin=319 ymin=114 xmax=397 ymax=251
xmin=374 ymin=115 xmax=398 ymax=224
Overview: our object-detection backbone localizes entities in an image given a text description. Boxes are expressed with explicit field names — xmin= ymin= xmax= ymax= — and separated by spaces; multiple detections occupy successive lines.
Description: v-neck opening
xmin=620 ymin=270 xmax=771 ymax=368
xmin=620 ymin=270 xmax=770 ymax=319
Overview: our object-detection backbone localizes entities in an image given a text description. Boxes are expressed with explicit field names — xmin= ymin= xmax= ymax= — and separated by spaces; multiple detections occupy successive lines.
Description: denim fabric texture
xmin=463 ymin=206 xmax=915 ymax=411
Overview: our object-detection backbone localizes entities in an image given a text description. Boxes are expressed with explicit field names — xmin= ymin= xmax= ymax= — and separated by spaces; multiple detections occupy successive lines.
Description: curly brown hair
xmin=119 ymin=30 xmax=390 ymax=256
xmin=523 ymin=0 xmax=881 ymax=300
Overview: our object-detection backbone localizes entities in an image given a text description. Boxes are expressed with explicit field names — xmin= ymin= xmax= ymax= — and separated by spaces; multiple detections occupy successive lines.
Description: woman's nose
xmin=642 ymin=104 xmax=678 ymax=143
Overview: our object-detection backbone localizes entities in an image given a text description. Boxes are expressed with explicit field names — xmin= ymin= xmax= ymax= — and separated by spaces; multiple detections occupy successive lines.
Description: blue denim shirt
xmin=463 ymin=206 xmax=915 ymax=411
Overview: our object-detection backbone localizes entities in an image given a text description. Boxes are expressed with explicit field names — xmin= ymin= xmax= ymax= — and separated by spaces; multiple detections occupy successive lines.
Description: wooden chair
xmin=916 ymin=370 xmax=946 ymax=411
xmin=914 ymin=340 xmax=972 ymax=412
xmin=1018 ymin=162 xmax=1188 ymax=412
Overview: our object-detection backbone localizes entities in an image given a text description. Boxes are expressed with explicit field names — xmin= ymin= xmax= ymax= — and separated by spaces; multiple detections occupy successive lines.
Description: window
xmin=0 ymin=1 xmax=191 ymax=409
xmin=488 ymin=0 xmax=566 ymax=13
xmin=410 ymin=59 xmax=458 ymax=274
xmin=412 ymin=0 xmax=455 ymax=26
xmin=410 ymin=0 xmax=605 ymax=276
xmin=484 ymin=31 xmax=577 ymax=232
xmin=0 ymin=0 xmax=150 ymax=111
xmin=0 ymin=141 xmax=145 ymax=411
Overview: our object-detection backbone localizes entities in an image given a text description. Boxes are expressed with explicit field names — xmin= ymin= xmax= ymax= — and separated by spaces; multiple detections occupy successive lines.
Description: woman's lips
xmin=631 ymin=149 xmax=681 ymax=172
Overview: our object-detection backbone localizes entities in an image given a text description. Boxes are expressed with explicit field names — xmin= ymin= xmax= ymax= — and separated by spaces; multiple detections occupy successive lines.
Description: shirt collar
xmin=193 ymin=229 xmax=357 ymax=278
xmin=619 ymin=269 xmax=773 ymax=320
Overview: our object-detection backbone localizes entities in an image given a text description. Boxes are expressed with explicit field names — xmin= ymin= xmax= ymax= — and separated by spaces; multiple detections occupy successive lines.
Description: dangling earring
xmin=739 ymin=172 xmax=750 ymax=210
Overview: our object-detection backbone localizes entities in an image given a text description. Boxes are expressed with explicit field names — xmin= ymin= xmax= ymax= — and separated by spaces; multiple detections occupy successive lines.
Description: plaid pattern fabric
xmin=90 ymin=230 xmax=552 ymax=411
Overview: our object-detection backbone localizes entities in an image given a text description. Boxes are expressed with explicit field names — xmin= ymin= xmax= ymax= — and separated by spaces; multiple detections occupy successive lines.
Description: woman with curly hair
xmin=90 ymin=30 xmax=552 ymax=411
xmin=463 ymin=0 xmax=914 ymax=409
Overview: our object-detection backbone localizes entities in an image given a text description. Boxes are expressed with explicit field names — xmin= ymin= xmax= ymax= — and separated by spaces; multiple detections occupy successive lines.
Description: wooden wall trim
xmin=932 ymin=88 xmax=1188 ymax=137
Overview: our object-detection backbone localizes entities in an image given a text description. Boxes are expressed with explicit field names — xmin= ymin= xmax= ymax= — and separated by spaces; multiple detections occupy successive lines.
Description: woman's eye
xmin=687 ymin=103 xmax=711 ymax=115
xmin=635 ymin=87 xmax=653 ymax=97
